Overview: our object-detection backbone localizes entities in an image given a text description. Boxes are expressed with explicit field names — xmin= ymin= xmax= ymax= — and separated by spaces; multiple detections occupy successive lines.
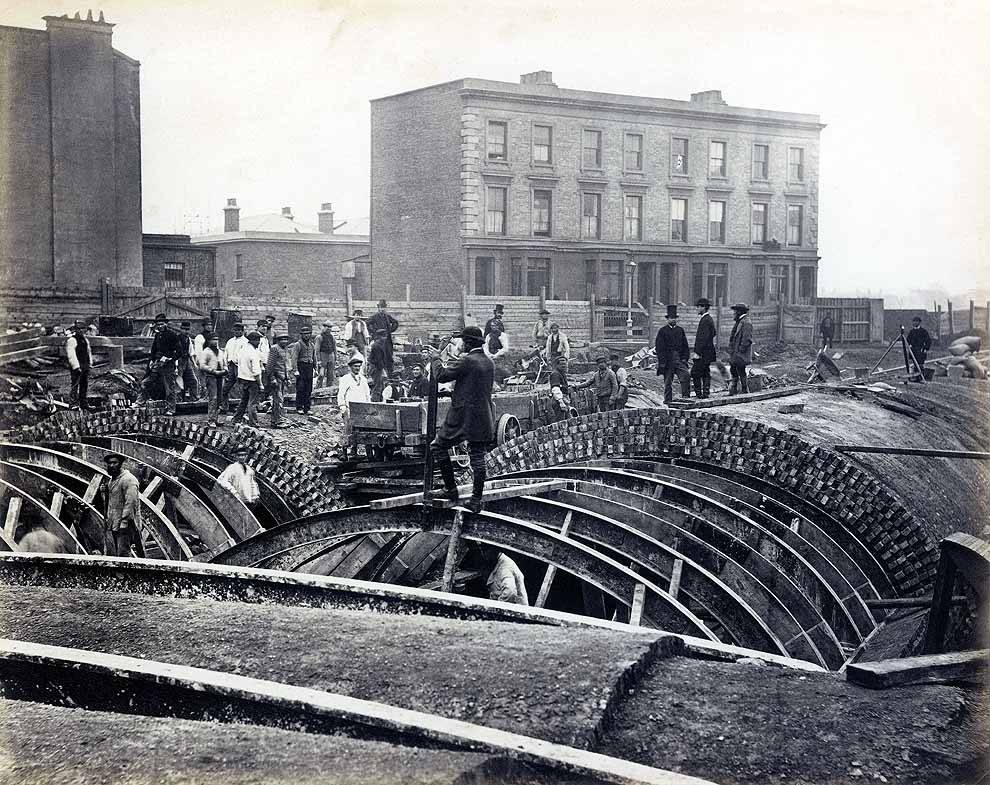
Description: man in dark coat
xmin=728 ymin=303 xmax=754 ymax=395
xmin=819 ymin=313 xmax=835 ymax=350
xmin=655 ymin=304 xmax=691 ymax=404
xmin=406 ymin=363 xmax=430 ymax=399
xmin=367 ymin=329 xmax=391 ymax=401
xmin=483 ymin=304 xmax=505 ymax=337
xmin=426 ymin=326 xmax=494 ymax=514
xmin=366 ymin=299 xmax=399 ymax=373
xmin=690 ymin=298 xmax=717 ymax=399
xmin=906 ymin=316 xmax=932 ymax=372
xmin=135 ymin=313 xmax=185 ymax=415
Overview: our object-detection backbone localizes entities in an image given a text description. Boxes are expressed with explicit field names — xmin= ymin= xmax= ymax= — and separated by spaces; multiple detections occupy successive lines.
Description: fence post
xmin=936 ymin=304 xmax=942 ymax=342
xmin=776 ymin=300 xmax=784 ymax=342
xmin=589 ymin=293 xmax=596 ymax=343
xmin=969 ymin=300 xmax=975 ymax=332
xmin=986 ymin=301 xmax=989 ymax=336
xmin=100 ymin=279 xmax=112 ymax=313
xmin=405 ymin=284 xmax=411 ymax=307
xmin=948 ymin=301 xmax=954 ymax=335
xmin=539 ymin=286 xmax=546 ymax=313
xmin=345 ymin=284 xmax=353 ymax=319
xmin=460 ymin=286 xmax=468 ymax=328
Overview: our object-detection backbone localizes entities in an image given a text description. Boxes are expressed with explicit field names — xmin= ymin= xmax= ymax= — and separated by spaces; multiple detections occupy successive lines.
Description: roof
xmin=239 ymin=213 xmax=321 ymax=233
xmin=191 ymin=214 xmax=370 ymax=246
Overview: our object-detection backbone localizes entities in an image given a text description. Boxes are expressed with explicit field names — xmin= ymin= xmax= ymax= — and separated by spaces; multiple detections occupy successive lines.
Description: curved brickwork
xmin=11 ymin=407 xmax=344 ymax=517
xmin=486 ymin=408 xmax=938 ymax=597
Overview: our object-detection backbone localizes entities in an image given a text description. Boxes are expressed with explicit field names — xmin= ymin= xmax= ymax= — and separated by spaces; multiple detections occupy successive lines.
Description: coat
xmin=655 ymin=324 xmax=690 ymax=372
xmin=106 ymin=469 xmax=142 ymax=532
xmin=729 ymin=315 xmax=754 ymax=365
xmin=436 ymin=348 xmax=495 ymax=444
xmin=907 ymin=327 xmax=931 ymax=357
xmin=693 ymin=312 xmax=717 ymax=364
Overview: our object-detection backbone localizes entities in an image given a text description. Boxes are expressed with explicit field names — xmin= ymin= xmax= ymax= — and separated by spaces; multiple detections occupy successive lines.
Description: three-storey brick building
xmin=371 ymin=72 xmax=823 ymax=307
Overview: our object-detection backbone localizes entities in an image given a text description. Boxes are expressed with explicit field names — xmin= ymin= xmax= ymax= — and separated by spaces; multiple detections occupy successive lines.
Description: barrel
xmin=210 ymin=308 xmax=241 ymax=344
xmin=288 ymin=311 xmax=314 ymax=339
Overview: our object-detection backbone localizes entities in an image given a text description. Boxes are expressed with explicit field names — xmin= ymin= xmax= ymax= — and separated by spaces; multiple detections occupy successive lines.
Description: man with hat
xmin=337 ymin=354 xmax=371 ymax=459
xmin=691 ymin=298 xmax=717 ymax=399
xmin=197 ymin=332 xmax=226 ymax=427
xmin=728 ymin=303 xmax=754 ymax=395
xmin=267 ymin=333 xmax=292 ymax=428
xmin=543 ymin=322 xmax=570 ymax=363
xmin=229 ymin=330 xmax=264 ymax=427
xmin=906 ymin=316 xmax=931 ymax=373
xmin=406 ymin=362 xmax=430 ymax=399
xmin=289 ymin=324 xmax=319 ymax=415
xmin=654 ymin=305 xmax=691 ymax=404
xmin=315 ymin=319 xmax=338 ymax=389
xmin=343 ymin=309 xmax=369 ymax=355
xmin=103 ymin=452 xmax=143 ymax=558
xmin=609 ymin=354 xmax=628 ymax=410
xmin=177 ymin=321 xmax=199 ymax=401
xmin=425 ymin=326 xmax=494 ymax=513
xmin=193 ymin=318 xmax=212 ymax=356
xmin=218 ymin=445 xmax=260 ymax=506
xmin=484 ymin=304 xmax=505 ymax=338
xmin=548 ymin=355 xmax=571 ymax=421
xmin=532 ymin=308 xmax=552 ymax=343
xmin=577 ymin=355 xmax=619 ymax=412
xmin=65 ymin=319 xmax=92 ymax=411
xmin=220 ymin=322 xmax=247 ymax=414
xmin=135 ymin=313 xmax=185 ymax=415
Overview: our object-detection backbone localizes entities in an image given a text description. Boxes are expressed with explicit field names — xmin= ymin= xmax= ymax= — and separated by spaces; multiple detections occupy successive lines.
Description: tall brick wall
xmin=487 ymin=407 xmax=938 ymax=598
xmin=0 ymin=287 xmax=102 ymax=325
xmin=370 ymin=83 xmax=465 ymax=300
xmin=142 ymin=240 xmax=216 ymax=289
xmin=112 ymin=52 xmax=142 ymax=285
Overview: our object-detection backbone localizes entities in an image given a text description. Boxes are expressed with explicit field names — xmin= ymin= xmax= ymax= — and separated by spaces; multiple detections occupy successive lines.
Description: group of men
xmin=654 ymin=299 xmax=754 ymax=404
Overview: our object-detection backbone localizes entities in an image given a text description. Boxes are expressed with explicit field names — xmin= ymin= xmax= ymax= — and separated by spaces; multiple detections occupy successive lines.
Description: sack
xmin=963 ymin=356 xmax=987 ymax=379
xmin=949 ymin=336 xmax=981 ymax=356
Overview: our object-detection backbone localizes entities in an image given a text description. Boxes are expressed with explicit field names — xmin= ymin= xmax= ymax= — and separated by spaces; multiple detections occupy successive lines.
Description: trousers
xmin=70 ymin=366 xmax=90 ymax=409
xmin=661 ymin=365 xmax=691 ymax=404
xmin=232 ymin=379 xmax=261 ymax=425
xmin=203 ymin=374 xmax=222 ymax=424
xmin=431 ymin=436 xmax=487 ymax=500
xmin=139 ymin=360 xmax=177 ymax=413
xmin=269 ymin=376 xmax=286 ymax=425
xmin=690 ymin=360 xmax=711 ymax=399
xmin=729 ymin=361 xmax=749 ymax=394
xmin=296 ymin=362 xmax=314 ymax=412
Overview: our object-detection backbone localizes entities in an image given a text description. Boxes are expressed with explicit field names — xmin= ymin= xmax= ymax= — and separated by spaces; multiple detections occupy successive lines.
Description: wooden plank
xmin=846 ymin=649 xmax=989 ymax=689
xmin=668 ymin=558 xmax=684 ymax=600
xmin=82 ymin=474 xmax=103 ymax=505
xmin=0 ymin=345 xmax=52 ymax=365
xmin=49 ymin=491 xmax=64 ymax=519
xmin=440 ymin=509 xmax=465 ymax=593
xmin=865 ymin=596 xmax=968 ymax=609
xmin=666 ymin=387 xmax=801 ymax=410
xmin=370 ymin=479 xmax=566 ymax=510
xmin=629 ymin=583 xmax=647 ymax=627
xmin=4 ymin=497 xmax=22 ymax=539
xmin=143 ymin=476 xmax=163 ymax=499
xmin=534 ymin=511 xmax=572 ymax=608
xmin=834 ymin=445 xmax=990 ymax=460
xmin=180 ymin=445 xmax=196 ymax=461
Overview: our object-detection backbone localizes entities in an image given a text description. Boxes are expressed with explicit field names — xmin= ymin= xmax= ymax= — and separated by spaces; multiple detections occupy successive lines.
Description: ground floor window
xmin=691 ymin=262 xmax=704 ymax=302
xmin=510 ymin=257 xmax=551 ymax=296
xmin=769 ymin=264 xmax=789 ymax=303
xmin=754 ymin=265 xmax=766 ymax=305
xmin=798 ymin=266 xmax=816 ymax=300
xmin=707 ymin=262 xmax=728 ymax=304
xmin=585 ymin=260 xmax=597 ymax=300
xmin=164 ymin=262 xmax=185 ymax=288
xmin=658 ymin=263 xmax=677 ymax=305
xmin=601 ymin=260 xmax=624 ymax=304
xmin=475 ymin=256 xmax=495 ymax=295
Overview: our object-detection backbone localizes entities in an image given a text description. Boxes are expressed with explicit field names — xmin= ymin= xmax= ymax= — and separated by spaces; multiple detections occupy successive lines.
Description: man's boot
xmin=729 ymin=379 xmax=738 ymax=396
xmin=424 ymin=448 xmax=459 ymax=504
xmin=466 ymin=467 xmax=485 ymax=514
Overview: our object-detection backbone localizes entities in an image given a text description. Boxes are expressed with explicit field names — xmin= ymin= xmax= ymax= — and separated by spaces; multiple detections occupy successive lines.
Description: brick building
xmin=142 ymin=235 xmax=216 ymax=289
xmin=371 ymin=72 xmax=823 ymax=307
xmin=0 ymin=12 xmax=142 ymax=288
xmin=191 ymin=200 xmax=370 ymax=298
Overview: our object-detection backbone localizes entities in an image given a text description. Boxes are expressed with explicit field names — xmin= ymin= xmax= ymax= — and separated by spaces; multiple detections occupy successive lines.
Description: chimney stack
xmin=520 ymin=70 xmax=556 ymax=87
xmin=223 ymin=198 xmax=240 ymax=233
xmin=281 ymin=206 xmax=294 ymax=221
xmin=690 ymin=90 xmax=726 ymax=105
xmin=318 ymin=202 xmax=335 ymax=234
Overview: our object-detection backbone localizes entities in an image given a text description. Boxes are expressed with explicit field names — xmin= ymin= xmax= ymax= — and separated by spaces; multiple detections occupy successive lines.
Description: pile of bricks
xmin=11 ymin=407 xmax=344 ymax=517
xmin=487 ymin=408 xmax=938 ymax=597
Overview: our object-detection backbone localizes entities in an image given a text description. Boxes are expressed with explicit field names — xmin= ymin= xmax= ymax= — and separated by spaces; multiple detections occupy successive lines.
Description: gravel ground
xmin=0 ymin=698 xmax=495 ymax=785
xmin=596 ymin=656 xmax=989 ymax=785
xmin=0 ymin=586 xmax=653 ymax=748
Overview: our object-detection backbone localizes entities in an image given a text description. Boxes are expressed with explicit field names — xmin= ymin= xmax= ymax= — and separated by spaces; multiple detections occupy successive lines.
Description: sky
xmin=3 ymin=0 xmax=988 ymax=305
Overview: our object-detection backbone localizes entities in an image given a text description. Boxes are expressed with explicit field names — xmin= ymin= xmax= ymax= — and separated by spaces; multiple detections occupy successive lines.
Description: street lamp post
xmin=626 ymin=261 xmax=637 ymax=339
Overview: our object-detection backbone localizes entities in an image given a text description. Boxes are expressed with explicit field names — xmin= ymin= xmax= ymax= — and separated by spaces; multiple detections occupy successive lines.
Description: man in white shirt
xmin=484 ymin=321 xmax=510 ymax=362
xmin=543 ymin=323 xmax=570 ymax=362
xmin=229 ymin=330 xmax=263 ymax=427
xmin=609 ymin=354 xmax=628 ymax=410
xmin=218 ymin=445 xmax=260 ymax=506
xmin=343 ymin=309 xmax=369 ymax=355
xmin=337 ymin=354 xmax=371 ymax=460
xmin=197 ymin=333 xmax=226 ymax=426
xmin=482 ymin=546 xmax=529 ymax=605
xmin=220 ymin=323 xmax=248 ymax=414
xmin=193 ymin=319 xmax=211 ymax=355
xmin=65 ymin=320 xmax=92 ymax=411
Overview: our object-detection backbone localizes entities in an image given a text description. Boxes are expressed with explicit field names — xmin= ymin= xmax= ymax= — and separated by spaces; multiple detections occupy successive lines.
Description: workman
xmin=424 ymin=326 xmax=494 ymax=513
xmin=316 ymin=320 xmax=338 ymax=389
xmin=406 ymin=362 xmax=430 ymax=398
xmin=220 ymin=323 xmax=248 ymax=414
xmin=655 ymin=304 xmax=690 ymax=404
xmin=483 ymin=304 xmax=504 ymax=338
xmin=218 ymin=445 xmax=260 ymax=506
xmin=481 ymin=545 xmax=529 ymax=605
xmin=135 ymin=313 xmax=184 ymax=415
xmin=728 ymin=303 xmax=754 ymax=395
xmin=484 ymin=321 xmax=510 ymax=362
xmin=820 ymin=313 xmax=835 ymax=351
xmin=65 ymin=320 xmax=92 ymax=411
xmin=691 ymin=298 xmax=717 ymax=400
xmin=532 ymin=309 xmax=551 ymax=343
xmin=290 ymin=324 xmax=318 ymax=415
xmin=337 ymin=355 xmax=371 ymax=459
xmin=609 ymin=354 xmax=628 ymax=409
xmin=367 ymin=328 xmax=391 ymax=401
xmin=103 ymin=452 xmax=144 ymax=557
xmin=229 ymin=330 xmax=263 ymax=427
xmin=543 ymin=322 xmax=570 ymax=362
xmin=548 ymin=355 xmax=570 ymax=421
xmin=906 ymin=316 xmax=932 ymax=373
xmin=343 ymin=309 xmax=369 ymax=355
xmin=577 ymin=356 xmax=618 ymax=412
xmin=367 ymin=300 xmax=399 ymax=372
xmin=267 ymin=333 xmax=291 ymax=428
xmin=178 ymin=321 xmax=199 ymax=401
xmin=197 ymin=333 xmax=226 ymax=427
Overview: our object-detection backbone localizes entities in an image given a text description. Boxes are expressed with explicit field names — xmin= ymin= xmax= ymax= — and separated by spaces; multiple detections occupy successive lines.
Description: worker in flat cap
xmin=655 ymin=304 xmax=691 ymax=405
xmin=337 ymin=354 xmax=371 ymax=459
xmin=102 ymin=452 xmax=144 ymax=558
xmin=425 ymin=326 xmax=494 ymax=513
xmin=267 ymin=333 xmax=292 ymax=428
xmin=316 ymin=318 xmax=338 ymax=390
xmin=577 ymin=354 xmax=618 ymax=412
xmin=177 ymin=320 xmax=199 ymax=401
xmin=220 ymin=322 xmax=247 ymax=414
xmin=344 ymin=308 xmax=369 ymax=355
xmin=218 ymin=444 xmax=260 ymax=506
xmin=134 ymin=312 xmax=184 ymax=415
xmin=691 ymin=298 xmax=717 ymax=399
xmin=229 ymin=330 xmax=263 ymax=427
xmin=728 ymin=303 xmax=753 ymax=395
xmin=289 ymin=324 xmax=318 ymax=415
xmin=484 ymin=303 xmax=505 ymax=338
xmin=532 ymin=308 xmax=552 ymax=343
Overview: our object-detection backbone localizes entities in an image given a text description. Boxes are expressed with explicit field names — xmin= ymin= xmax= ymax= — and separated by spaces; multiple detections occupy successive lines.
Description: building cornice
xmin=192 ymin=231 xmax=369 ymax=246
xmin=462 ymin=237 xmax=820 ymax=260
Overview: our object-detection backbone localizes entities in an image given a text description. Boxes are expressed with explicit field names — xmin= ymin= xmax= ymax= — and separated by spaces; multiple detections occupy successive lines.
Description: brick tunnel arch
xmin=486 ymin=408 xmax=939 ymax=598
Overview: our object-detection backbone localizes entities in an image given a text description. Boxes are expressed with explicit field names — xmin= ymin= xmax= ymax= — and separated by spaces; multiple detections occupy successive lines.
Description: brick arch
xmin=12 ymin=406 xmax=344 ymax=517
xmin=486 ymin=408 xmax=938 ymax=597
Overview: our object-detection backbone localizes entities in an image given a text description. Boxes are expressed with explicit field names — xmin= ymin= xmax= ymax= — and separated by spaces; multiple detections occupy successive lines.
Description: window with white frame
xmin=787 ymin=204 xmax=803 ymax=246
xmin=707 ymin=262 xmax=727 ymax=303
xmin=671 ymin=197 xmax=688 ymax=242
xmin=709 ymin=200 xmax=726 ymax=244
xmin=487 ymin=121 xmax=507 ymax=161
xmin=601 ymin=260 xmax=624 ymax=304
xmin=532 ymin=189 xmax=552 ymax=236
xmin=753 ymin=144 xmax=769 ymax=180
xmin=751 ymin=202 xmax=768 ymax=245
xmin=624 ymin=195 xmax=642 ymax=240
xmin=788 ymin=147 xmax=805 ymax=182
xmin=582 ymin=192 xmax=601 ymax=239
xmin=582 ymin=129 xmax=601 ymax=168
xmin=486 ymin=186 xmax=506 ymax=234
xmin=770 ymin=264 xmax=789 ymax=302
xmin=671 ymin=137 xmax=688 ymax=174
xmin=533 ymin=125 xmax=552 ymax=164
xmin=709 ymin=141 xmax=726 ymax=177
xmin=624 ymin=133 xmax=643 ymax=171
xmin=753 ymin=264 xmax=766 ymax=305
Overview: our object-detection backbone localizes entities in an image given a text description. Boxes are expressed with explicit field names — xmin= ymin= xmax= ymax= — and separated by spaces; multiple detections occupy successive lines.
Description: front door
xmin=637 ymin=262 xmax=655 ymax=308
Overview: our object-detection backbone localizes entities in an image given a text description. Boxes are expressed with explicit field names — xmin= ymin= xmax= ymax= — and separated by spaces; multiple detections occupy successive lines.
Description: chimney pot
xmin=223 ymin=197 xmax=240 ymax=233
xmin=281 ymin=206 xmax=293 ymax=220
xmin=318 ymin=203 xmax=336 ymax=234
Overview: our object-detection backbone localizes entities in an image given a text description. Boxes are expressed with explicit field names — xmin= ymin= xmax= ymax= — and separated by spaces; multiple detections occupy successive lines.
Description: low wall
xmin=0 ymin=286 xmax=102 ymax=326
xmin=466 ymin=296 xmax=592 ymax=343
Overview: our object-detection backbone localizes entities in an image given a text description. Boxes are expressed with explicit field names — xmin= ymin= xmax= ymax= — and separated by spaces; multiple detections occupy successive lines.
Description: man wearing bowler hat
xmin=691 ymin=298 xmax=717 ymax=399
xmin=103 ymin=452 xmax=144 ymax=558
xmin=728 ymin=303 xmax=754 ymax=395
xmin=425 ymin=326 xmax=494 ymax=514
xmin=655 ymin=304 xmax=691 ymax=404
